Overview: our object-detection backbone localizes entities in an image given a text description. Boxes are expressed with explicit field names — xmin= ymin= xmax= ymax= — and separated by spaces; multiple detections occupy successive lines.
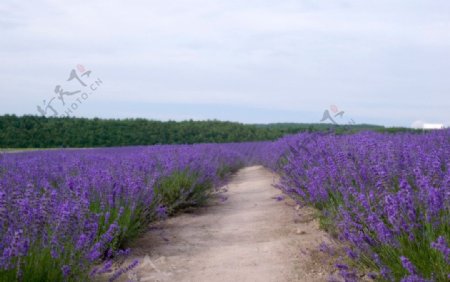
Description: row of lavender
xmin=0 ymin=143 xmax=262 ymax=281
xmin=262 ymin=130 xmax=449 ymax=281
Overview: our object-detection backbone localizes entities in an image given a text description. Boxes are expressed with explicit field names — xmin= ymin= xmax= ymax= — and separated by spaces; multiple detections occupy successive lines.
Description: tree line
xmin=0 ymin=115 xmax=413 ymax=148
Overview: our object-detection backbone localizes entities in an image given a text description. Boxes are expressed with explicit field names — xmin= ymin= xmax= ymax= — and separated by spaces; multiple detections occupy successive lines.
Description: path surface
xmin=117 ymin=166 xmax=337 ymax=282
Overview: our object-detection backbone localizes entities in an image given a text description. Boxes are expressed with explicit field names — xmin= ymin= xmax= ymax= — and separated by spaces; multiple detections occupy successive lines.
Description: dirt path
xmin=117 ymin=166 xmax=337 ymax=282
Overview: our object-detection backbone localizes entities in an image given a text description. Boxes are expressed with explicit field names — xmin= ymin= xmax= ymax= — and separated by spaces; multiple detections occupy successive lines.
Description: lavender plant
xmin=0 ymin=143 xmax=257 ymax=281
xmin=265 ymin=130 xmax=450 ymax=281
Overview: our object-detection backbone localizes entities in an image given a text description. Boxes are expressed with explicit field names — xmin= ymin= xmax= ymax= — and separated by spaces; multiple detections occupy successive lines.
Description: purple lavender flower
xmin=108 ymin=259 xmax=139 ymax=282
xmin=156 ymin=205 xmax=167 ymax=219
xmin=400 ymin=256 xmax=416 ymax=275
xmin=431 ymin=236 xmax=450 ymax=263
xmin=275 ymin=195 xmax=284 ymax=201
xmin=335 ymin=263 xmax=349 ymax=270
xmin=61 ymin=265 xmax=71 ymax=277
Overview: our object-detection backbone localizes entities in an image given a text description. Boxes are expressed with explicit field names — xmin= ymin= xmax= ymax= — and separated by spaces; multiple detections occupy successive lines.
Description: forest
xmin=0 ymin=115 xmax=412 ymax=148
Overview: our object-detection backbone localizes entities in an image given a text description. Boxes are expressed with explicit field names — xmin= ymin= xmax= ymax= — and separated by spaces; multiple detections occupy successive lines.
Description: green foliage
xmin=154 ymin=170 xmax=213 ymax=215
xmin=0 ymin=242 xmax=88 ymax=282
xmin=0 ymin=115 xmax=396 ymax=148
xmin=217 ymin=165 xmax=237 ymax=179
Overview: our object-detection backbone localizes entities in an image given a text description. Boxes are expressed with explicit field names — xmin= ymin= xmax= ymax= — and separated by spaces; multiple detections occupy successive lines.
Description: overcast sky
xmin=0 ymin=0 xmax=449 ymax=126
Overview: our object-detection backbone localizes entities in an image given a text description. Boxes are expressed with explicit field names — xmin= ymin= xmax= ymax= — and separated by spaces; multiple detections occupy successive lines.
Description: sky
xmin=0 ymin=0 xmax=449 ymax=127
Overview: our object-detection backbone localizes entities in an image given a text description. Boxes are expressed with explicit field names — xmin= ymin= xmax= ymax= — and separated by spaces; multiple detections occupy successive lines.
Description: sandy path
xmin=116 ymin=166 xmax=337 ymax=282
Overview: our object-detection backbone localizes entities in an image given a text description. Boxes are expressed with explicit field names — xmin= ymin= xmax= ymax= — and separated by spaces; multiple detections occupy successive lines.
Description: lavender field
xmin=0 ymin=143 xmax=261 ymax=281
xmin=1 ymin=130 xmax=449 ymax=281
xmin=264 ymin=130 xmax=450 ymax=281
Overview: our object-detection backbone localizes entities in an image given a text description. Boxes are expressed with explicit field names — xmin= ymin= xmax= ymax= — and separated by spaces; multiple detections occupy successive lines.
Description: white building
xmin=422 ymin=123 xmax=444 ymax=130
xmin=411 ymin=121 xmax=445 ymax=130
